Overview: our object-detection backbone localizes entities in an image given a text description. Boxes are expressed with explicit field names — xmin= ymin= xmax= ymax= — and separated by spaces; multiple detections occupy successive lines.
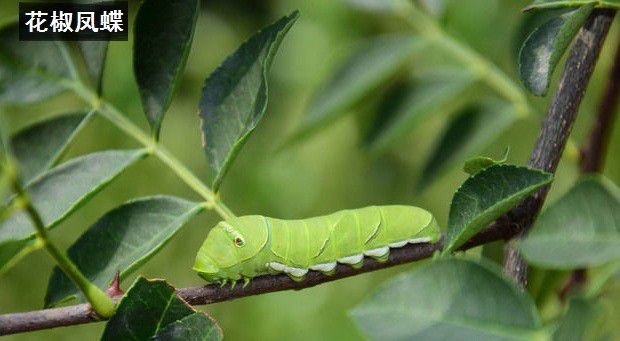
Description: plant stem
xmin=503 ymin=9 xmax=616 ymax=287
xmin=10 ymin=175 xmax=116 ymax=318
xmin=0 ymin=217 xmax=550 ymax=335
xmin=70 ymin=84 xmax=235 ymax=221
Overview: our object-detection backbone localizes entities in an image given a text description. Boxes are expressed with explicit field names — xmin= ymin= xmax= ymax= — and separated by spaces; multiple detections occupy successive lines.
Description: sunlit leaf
xmin=444 ymin=165 xmax=553 ymax=253
xmin=45 ymin=196 xmax=205 ymax=307
xmin=518 ymin=4 xmax=594 ymax=96
xmin=520 ymin=176 xmax=620 ymax=269
xmin=419 ymin=101 xmax=516 ymax=188
xmin=349 ymin=258 xmax=543 ymax=341
xmin=10 ymin=112 xmax=92 ymax=182
xmin=199 ymin=11 xmax=298 ymax=192
xmin=134 ymin=0 xmax=199 ymax=138
xmin=102 ymin=277 xmax=222 ymax=341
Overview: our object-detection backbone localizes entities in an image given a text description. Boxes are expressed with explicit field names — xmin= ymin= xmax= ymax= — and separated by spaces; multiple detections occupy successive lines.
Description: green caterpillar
xmin=194 ymin=205 xmax=440 ymax=286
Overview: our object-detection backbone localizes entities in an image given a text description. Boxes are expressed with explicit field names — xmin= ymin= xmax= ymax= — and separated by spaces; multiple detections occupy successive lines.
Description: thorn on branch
xmin=105 ymin=270 xmax=124 ymax=299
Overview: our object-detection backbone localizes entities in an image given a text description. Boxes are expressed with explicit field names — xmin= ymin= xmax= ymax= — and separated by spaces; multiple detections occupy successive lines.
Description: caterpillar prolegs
xmin=193 ymin=205 xmax=440 ymax=286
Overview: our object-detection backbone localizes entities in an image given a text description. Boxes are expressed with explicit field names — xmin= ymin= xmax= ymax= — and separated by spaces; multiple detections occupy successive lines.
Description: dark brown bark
xmin=503 ymin=9 xmax=616 ymax=287
xmin=0 ymin=231 xmax=509 ymax=336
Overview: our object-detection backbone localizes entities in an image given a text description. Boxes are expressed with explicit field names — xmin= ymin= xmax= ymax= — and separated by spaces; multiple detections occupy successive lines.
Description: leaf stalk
xmin=70 ymin=82 xmax=235 ymax=221
xmin=10 ymin=175 xmax=116 ymax=318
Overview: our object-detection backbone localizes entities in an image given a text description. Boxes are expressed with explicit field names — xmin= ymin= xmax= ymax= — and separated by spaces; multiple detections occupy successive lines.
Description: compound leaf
xmin=199 ymin=11 xmax=298 ymax=192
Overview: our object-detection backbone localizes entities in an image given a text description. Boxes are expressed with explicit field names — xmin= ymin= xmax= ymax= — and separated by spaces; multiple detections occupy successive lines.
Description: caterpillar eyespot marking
xmin=194 ymin=205 xmax=440 ymax=283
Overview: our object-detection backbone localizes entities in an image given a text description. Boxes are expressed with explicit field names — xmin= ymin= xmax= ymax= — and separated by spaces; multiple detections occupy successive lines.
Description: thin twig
xmin=0 ymin=224 xmax=523 ymax=336
xmin=503 ymin=9 xmax=616 ymax=287
xmin=0 ymin=214 xmax=554 ymax=336
xmin=561 ymin=35 xmax=620 ymax=300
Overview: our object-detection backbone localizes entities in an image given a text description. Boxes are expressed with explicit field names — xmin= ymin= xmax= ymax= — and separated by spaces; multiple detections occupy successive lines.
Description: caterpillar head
xmin=194 ymin=216 xmax=268 ymax=282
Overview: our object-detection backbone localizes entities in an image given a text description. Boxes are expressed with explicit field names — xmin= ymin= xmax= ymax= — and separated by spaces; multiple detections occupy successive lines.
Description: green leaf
xmin=463 ymin=147 xmax=511 ymax=176
xmin=367 ymin=70 xmax=476 ymax=154
xmin=512 ymin=8 xmax=566 ymax=64
xmin=0 ymin=149 xmax=146 ymax=271
xmin=102 ymin=277 xmax=222 ymax=341
xmin=134 ymin=0 xmax=199 ymax=139
xmin=78 ymin=41 xmax=108 ymax=94
xmin=523 ymin=0 xmax=617 ymax=12
xmin=553 ymin=297 xmax=605 ymax=341
xmin=518 ymin=4 xmax=594 ymax=96
xmin=419 ymin=100 xmax=516 ymax=188
xmin=520 ymin=176 xmax=620 ymax=269
xmin=10 ymin=112 xmax=92 ymax=182
xmin=45 ymin=196 xmax=205 ymax=307
xmin=199 ymin=11 xmax=298 ymax=192
xmin=153 ymin=313 xmax=223 ymax=341
xmin=444 ymin=164 xmax=553 ymax=253
xmin=0 ymin=23 xmax=74 ymax=105
xmin=349 ymin=258 xmax=543 ymax=341
xmin=301 ymin=35 xmax=425 ymax=138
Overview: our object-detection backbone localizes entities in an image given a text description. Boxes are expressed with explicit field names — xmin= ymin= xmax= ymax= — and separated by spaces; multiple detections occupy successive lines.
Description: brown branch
xmin=561 ymin=34 xmax=620 ymax=299
xmin=503 ymin=9 xmax=617 ymax=287
xmin=0 ymin=215 xmax=546 ymax=336
xmin=0 ymin=225 xmax=522 ymax=336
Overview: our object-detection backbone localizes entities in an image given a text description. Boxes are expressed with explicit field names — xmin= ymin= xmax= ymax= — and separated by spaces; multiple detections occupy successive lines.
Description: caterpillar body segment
xmin=194 ymin=205 xmax=440 ymax=284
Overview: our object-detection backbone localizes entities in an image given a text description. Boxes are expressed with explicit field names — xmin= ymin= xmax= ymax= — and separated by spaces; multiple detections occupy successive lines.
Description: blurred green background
xmin=1 ymin=0 xmax=620 ymax=340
